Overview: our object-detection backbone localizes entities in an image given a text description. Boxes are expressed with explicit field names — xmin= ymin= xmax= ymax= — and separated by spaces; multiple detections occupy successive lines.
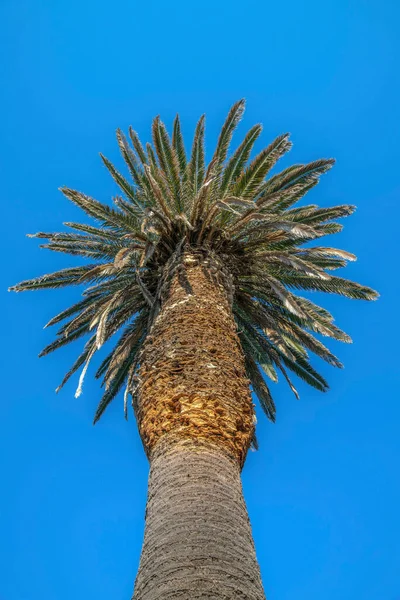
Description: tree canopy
xmin=10 ymin=100 xmax=378 ymax=428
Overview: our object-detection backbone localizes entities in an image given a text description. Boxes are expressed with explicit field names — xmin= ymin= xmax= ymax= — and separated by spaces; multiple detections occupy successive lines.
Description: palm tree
xmin=10 ymin=100 xmax=377 ymax=599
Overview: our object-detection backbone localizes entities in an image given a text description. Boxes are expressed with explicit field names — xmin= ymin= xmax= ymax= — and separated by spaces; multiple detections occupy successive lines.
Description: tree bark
xmin=132 ymin=249 xmax=266 ymax=599
xmin=132 ymin=439 xmax=265 ymax=599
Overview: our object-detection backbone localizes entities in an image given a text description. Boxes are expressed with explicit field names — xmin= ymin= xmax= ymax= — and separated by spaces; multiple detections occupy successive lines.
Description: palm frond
xmin=189 ymin=114 xmax=206 ymax=196
xmin=211 ymin=99 xmax=245 ymax=171
xmin=56 ymin=335 xmax=96 ymax=393
xmin=128 ymin=127 xmax=148 ymax=165
xmin=233 ymin=133 xmax=292 ymax=200
xmin=60 ymin=187 xmax=143 ymax=235
xmin=220 ymin=124 xmax=263 ymax=197
xmin=100 ymin=155 xmax=143 ymax=210
xmin=9 ymin=264 xmax=103 ymax=292
xmin=151 ymin=117 xmax=182 ymax=210
xmin=245 ymin=354 xmax=276 ymax=421
xmin=172 ymin=114 xmax=187 ymax=175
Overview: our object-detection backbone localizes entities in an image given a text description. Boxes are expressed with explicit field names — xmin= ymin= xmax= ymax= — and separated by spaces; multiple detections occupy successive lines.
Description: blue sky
xmin=1 ymin=1 xmax=399 ymax=599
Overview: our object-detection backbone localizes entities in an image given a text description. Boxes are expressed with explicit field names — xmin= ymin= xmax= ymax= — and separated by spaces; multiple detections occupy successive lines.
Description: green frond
xmin=95 ymin=298 xmax=146 ymax=351
xmin=100 ymin=154 xmax=143 ymax=210
xmin=39 ymin=322 xmax=91 ymax=357
xmin=295 ymin=247 xmax=357 ymax=262
xmin=39 ymin=235 xmax=126 ymax=261
xmin=60 ymin=187 xmax=143 ymax=236
xmin=252 ymin=251 xmax=329 ymax=279
xmin=265 ymin=181 xmax=319 ymax=213
xmin=44 ymin=296 xmax=99 ymax=328
xmin=274 ymin=359 xmax=300 ymax=399
xmin=189 ymin=114 xmax=206 ymax=195
xmin=239 ymin=324 xmax=280 ymax=383
xmin=143 ymin=166 xmax=174 ymax=222
xmin=275 ymin=348 xmax=328 ymax=393
xmin=95 ymin=351 xmax=113 ymax=380
xmin=281 ymin=273 xmax=379 ymax=301
xmin=128 ymin=127 xmax=148 ymax=165
xmin=55 ymin=335 xmax=96 ymax=393
xmin=146 ymin=142 xmax=158 ymax=171
xmin=233 ymin=134 xmax=292 ymax=200
xmin=93 ymin=314 xmax=147 ymax=422
xmin=295 ymin=205 xmax=356 ymax=225
xmin=314 ymin=222 xmax=344 ymax=236
xmin=265 ymin=158 xmax=335 ymax=194
xmin=172 ymin=114 xmax=187 ymax=175
xmin=189 ymin=168 xmax=218 ymax=224
xmin=93 ymin=358 xmax=132 ymax=423
xmin=244 ymin=354 xmax=276 ymax=422
xmin=151 ymin=117 xmax=182 ymax=210
xmin=293 ymin=247 xmax=356 ymax=271
xmin=235 ymin=295 xmax=295 ymax=363
xmin=64 ymin=222 xmax=121 ymax=240
xmin=116 ymin=129 xmax=144 ymax=189
xmin=220 ymin=124 xmax=263 ymax=197
xmin=211 ymin=99 xmax=245 ymax=171
xmin=9 ymin=264 xmax=103 ymax=292
xmin=284 ymin=324 xmax=343 ymax=368
xmin=113 ymin=195 xmax=141 ymax=219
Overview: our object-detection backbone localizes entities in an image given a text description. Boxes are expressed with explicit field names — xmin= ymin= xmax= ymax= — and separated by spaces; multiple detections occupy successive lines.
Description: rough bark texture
xmin=133 ymin=249 xmax=265 ymax=599
xmin=133 ymin=439 xmax=266 ymax=599
xmin=137 ymin=249 xmax=255 ymax=466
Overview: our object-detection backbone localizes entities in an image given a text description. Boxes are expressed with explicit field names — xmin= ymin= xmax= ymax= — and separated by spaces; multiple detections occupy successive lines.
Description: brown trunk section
xmin=132 ymin=440 xmax=266 ymax=599
xmin=137 ymin=250 xmax=254 ymax=466
xmin=133 ymin=249 xmax=265 ymax=599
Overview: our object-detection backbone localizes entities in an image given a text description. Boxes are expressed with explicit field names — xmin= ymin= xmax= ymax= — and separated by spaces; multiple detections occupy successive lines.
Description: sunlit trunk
xmin=132 ymin=249 xmax=265 ymax=599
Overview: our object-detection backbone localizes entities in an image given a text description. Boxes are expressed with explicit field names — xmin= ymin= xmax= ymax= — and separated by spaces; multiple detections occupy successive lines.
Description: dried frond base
xmin=137 ymin=250 xmax=254 ymax=467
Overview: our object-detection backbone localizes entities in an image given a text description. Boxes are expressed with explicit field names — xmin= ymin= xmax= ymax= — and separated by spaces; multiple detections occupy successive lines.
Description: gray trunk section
xmin=133 ymin=439 xmax=266 ymax=599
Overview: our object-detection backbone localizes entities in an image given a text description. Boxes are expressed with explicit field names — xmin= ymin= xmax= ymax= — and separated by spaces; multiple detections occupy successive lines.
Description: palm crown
xmin=10 ymin=100 xmax=378 ymax=426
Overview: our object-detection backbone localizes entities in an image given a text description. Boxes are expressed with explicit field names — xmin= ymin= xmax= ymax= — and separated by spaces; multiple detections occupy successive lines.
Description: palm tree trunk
xmin=133 ymin=439 xmax=265 ymax=599
xmin=133 ymin=249 xmax=265 ymax=599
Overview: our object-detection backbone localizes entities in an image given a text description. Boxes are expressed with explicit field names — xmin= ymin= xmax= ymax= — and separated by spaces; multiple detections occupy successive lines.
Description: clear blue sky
xmin=1 ymin=1 xmax=399 ymax=599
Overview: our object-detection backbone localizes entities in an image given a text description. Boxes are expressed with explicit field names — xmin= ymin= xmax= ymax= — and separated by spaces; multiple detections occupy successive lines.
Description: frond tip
xmin=9 ymin=100 xmax=378 ymax=427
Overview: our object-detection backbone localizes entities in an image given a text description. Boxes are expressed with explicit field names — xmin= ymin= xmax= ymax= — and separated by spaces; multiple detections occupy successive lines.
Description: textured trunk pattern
xmin=133 ymin=439 xmax=266 ymax=599
xmin=133 ymin=249 xmax=265 ymax=599
xmin=137 ymin=249 xmax=255 ymax=465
